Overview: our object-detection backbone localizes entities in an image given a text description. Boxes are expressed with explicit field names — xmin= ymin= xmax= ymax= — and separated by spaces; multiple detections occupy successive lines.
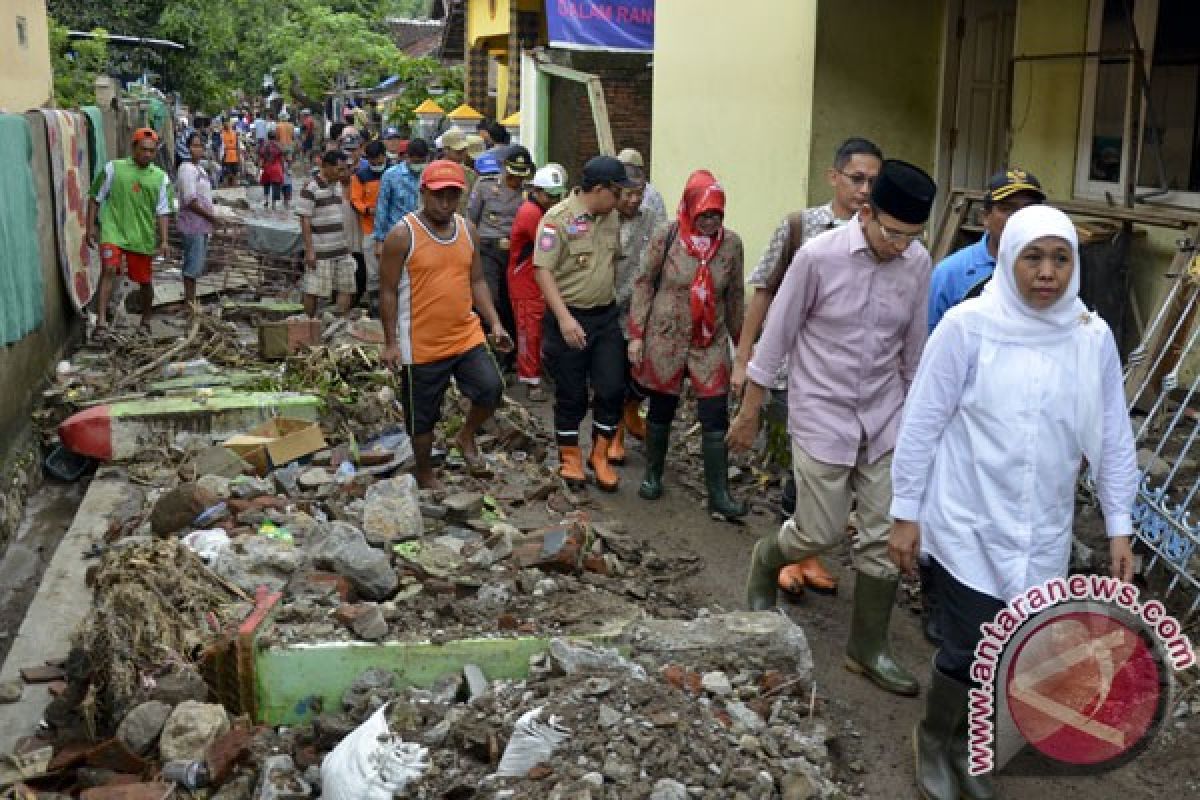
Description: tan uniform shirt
xmin=533 ymin=189 xmax=621 ymax=309
xmin=467 ymin=176 xmax=523 ymax=242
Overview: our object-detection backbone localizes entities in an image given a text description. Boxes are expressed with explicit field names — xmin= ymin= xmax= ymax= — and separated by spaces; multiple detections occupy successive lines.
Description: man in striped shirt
xmin=296 ymin=150 xmax=357 ymax=317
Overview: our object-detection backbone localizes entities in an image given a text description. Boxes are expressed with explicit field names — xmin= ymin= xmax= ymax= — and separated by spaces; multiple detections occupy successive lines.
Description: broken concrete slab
xmin=628 ymin=611 xmax=815 ymax=681
xmin=361 ymin=474 xmax=422 ymax=545
xmin=213 ymin=534 xmax=305 ymax=593
xmin=158 ymin=701 xmax=230 ymax=762
xmin=58 ymin=392 xmax=323 ymax=461
xmin=115 ymin=701 xmax=172 ymax=755
xmin=308 ymin=522 xmax=398 ymax=601
xmin=185 ymin=445 xmax=252 ymax=481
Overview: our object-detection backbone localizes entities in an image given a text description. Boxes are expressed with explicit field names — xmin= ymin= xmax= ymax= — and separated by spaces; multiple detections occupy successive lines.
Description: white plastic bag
xmin=494 ymin=706 xmax=571 ymax=777
xmin=180 ymin=529 xmax=231 ymax=565
xmin=321 ymin=703 xmax=430 ymax=800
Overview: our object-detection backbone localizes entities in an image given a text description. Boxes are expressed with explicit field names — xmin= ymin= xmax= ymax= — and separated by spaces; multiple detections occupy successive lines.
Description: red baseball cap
xmin=132 ymin=127 xmax=159 ymax=145
xmin=421 ymin=159 xmax=467 ymax=191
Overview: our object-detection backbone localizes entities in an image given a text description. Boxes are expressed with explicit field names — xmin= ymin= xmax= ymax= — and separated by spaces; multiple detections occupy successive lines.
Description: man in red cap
xmin=378 ymin=159 xmax=514 ymax=489
xmin=85 ymin=127 xmax=171 ymax=334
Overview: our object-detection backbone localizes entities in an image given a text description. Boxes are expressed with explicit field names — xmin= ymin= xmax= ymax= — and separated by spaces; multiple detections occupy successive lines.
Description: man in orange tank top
xmin=379 ymin=160 xmax=514 ymax=489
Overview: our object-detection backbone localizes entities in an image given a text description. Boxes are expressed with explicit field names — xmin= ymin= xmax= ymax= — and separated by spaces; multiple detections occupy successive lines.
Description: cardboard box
xmin=223 ymin=418 xmax=326 ymax=475
xmin=259 ymin=319 xmax=322 ymax=359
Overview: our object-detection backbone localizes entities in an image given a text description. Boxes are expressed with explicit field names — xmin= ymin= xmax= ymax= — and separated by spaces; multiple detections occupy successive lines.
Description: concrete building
xmin=0 ymin=0 xmax=54 ymax=111
xmin=444 ymin=0 xmax=653 ymax=184
xmin=652 ymin=0 xmax=1200 ymax=337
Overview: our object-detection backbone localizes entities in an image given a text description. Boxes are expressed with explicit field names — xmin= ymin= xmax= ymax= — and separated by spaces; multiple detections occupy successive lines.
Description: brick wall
xmin=545 ymin=51 xmax=652 ymax=189
xmin=466 ymin=45 xmax=491 ymax=118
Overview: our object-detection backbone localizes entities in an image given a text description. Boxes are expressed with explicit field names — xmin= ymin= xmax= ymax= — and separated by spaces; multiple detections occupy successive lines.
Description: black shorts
xmin=223 ymin=162 xmax=240 ymax=175
xmin=400 ymin=344 xmax=503 ymax=436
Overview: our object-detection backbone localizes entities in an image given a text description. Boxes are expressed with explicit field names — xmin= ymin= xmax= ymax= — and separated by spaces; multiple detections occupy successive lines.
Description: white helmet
xmin=531 ymin=163 xmax=567 ymax=196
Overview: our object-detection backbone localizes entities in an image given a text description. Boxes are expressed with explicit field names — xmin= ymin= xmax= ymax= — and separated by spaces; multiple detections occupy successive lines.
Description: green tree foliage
xmin=47 ymin=0 xmax=444 ymax=114
xmin=49 ymin=19 xmax=110 ymax=108
xmin=384 ymin=57 xmax=465 ymax=134
xmin=269 ymin=4 xmax=402 ymax=107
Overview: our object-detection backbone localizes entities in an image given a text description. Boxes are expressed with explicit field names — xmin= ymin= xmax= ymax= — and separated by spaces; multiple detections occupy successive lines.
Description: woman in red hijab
xmin=627 ymin=170 xmax=746 ymax=520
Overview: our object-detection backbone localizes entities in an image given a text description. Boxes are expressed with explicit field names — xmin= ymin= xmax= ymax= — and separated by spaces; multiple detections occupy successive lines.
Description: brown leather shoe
xmin=558 ymin=445 xmax=586 ymax=488
xmin=622 ymin=399 xmax=646 ymax=441
xmin=789 ymin=556 xmax=838 ymax=595
xmin=588 ymin=435 xmax=620 ymax=492
xmin=608 ymin=423 xmax=627 ymax=464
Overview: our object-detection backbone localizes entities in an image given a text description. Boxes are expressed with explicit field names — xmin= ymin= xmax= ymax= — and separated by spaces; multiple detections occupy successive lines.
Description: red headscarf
xmin=677 ymin=170 xmax=725 ymax=347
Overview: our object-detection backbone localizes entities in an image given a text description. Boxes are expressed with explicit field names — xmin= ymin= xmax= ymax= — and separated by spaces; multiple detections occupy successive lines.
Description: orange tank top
xmin=400 ymin=212 xmax=485 ymax=364
xmin=221 ymin=129 xmax=239 ymax=163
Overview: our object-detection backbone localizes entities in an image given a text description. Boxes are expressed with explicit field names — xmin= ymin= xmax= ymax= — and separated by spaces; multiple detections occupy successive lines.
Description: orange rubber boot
xmin=623 ymin=399 xmax=646 ymax=441
xmin=588 ymin=435 xmax=620 ymax=492
xmin=608 ymin=423 xmax=627 ymax=465
xmin=778 ymin=556 xmax=838 ymax=595
xmin=778 ymin=564 xmax=806 ymax=596
xmin=558 ymin=445 xmax=586 ymax=488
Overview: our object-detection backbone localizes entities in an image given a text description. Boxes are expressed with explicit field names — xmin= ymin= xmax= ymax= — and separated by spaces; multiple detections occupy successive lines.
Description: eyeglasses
xmin=875 ymin=217 xmax=924 ymax=244
xmin=837 ymin=169 xmax=875 ymax=187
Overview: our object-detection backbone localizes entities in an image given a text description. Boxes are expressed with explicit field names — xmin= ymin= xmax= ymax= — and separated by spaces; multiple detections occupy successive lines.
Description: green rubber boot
xmin=702 ymin=431 xmax=748 ymax=519
xmin=951 ymin=711 xmax=996 ymax=799
xmin=638 ymin=422 xmax=670 ymax=500
xmin=745 ymin=529 xmax=789 ymax=610
xmin=844 ymin=572 xmax=919 ymax=696
xmin=914 ymin=666 xmax=964 ymax=800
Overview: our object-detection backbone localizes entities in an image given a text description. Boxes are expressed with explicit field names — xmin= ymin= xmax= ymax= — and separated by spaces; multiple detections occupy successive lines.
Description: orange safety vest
xmin=221 ymin=129 xmax=239 ymax=164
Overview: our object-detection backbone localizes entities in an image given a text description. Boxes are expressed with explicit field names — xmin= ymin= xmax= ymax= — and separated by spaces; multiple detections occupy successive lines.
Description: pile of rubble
xmin=3 ymin=273 xmax=854 ymax=797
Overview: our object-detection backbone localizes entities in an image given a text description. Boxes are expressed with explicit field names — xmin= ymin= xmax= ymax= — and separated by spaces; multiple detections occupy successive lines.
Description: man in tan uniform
xmin=534 ymin=155 xmax=635 ymax=491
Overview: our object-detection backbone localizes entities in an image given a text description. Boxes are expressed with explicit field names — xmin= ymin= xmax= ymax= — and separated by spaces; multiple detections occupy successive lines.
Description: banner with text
xmin=546 ymin=1 xmax=655 ymax=52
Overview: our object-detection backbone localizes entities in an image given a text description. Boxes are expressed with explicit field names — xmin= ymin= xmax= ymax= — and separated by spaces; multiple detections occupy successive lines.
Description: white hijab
xmin=957 ymin=204 xmax=1106 ymax=472
xmin=976 ymin=205 xmax=1087 ymax=343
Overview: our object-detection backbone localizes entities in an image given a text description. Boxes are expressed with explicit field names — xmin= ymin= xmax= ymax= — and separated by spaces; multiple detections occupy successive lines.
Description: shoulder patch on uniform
xmin=539 ymin=225 xmax=559 ymax=252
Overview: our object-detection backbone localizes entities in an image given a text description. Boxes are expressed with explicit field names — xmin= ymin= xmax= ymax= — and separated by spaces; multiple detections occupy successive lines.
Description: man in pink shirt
xmin=728 ymin=159 xmax=936 ymax=697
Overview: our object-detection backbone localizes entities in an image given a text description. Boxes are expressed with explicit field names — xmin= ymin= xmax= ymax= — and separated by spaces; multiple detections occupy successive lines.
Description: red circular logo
xmin=1004 ymin=610 xmax=1165 ymax=767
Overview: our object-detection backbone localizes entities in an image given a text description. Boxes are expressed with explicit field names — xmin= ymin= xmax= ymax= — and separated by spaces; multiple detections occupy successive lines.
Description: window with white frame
xmin=1074 ymin=0 xmax=1200 ymax=207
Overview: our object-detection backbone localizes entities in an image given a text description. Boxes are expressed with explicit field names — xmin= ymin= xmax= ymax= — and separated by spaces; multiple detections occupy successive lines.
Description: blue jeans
xmin=181 ymin=233 xmax=209 ymax=279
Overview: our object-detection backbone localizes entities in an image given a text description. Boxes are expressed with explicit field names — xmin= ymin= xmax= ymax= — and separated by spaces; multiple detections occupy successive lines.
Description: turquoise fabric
xmin=82 ymin=105 xmax=108 ymax=180
xmin=0 ymin=114 xmax=44 ymax=344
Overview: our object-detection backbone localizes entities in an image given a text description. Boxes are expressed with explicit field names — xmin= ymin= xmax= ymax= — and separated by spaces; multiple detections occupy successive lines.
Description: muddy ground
xmin=568 ymin=398 xmax=1200 ymax=800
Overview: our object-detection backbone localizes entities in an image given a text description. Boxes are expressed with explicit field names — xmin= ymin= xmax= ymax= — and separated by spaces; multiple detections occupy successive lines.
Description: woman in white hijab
xmin=888 ymin=205 xmax=1136 ymax=800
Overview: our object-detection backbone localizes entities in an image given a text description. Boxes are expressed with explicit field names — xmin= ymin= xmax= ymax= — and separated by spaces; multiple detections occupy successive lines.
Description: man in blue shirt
xmin=373 ymin=137 xmax=430 ymax=260
xmin=927 ymin=168 xmax=1045 ymax=332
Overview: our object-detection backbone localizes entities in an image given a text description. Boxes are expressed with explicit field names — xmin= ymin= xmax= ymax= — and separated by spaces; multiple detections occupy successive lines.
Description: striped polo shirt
xmin=294 ymin=175 xmax=349 ymax=259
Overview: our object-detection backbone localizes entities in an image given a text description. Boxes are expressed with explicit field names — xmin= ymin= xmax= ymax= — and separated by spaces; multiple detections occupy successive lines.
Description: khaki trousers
xmin=778 ymin=442 xmax=897 ymax=580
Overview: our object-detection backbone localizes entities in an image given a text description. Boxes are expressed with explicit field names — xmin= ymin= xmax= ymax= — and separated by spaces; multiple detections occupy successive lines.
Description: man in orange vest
xmin=378 ymin=160 xmax=513 ymax=489
xmin=219 ymin=118 xmax=241 ymax=188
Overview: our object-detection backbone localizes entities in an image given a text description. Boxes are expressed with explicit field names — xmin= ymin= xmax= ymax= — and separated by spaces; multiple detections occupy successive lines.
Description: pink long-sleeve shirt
xmin=746 ymin=218 xmax=932 ymax=467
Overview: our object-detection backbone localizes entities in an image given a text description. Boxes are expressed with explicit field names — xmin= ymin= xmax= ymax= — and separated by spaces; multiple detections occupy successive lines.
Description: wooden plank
xmin=930 ymin=190 xmax=975 ymax=264
xmin=1124 ymin=223 xmax=1200 ymax=409
xmin=585 ymin=76 xmax=615 ymax=156
xmin=952 ymin=189 xmax=1200 ymax=230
